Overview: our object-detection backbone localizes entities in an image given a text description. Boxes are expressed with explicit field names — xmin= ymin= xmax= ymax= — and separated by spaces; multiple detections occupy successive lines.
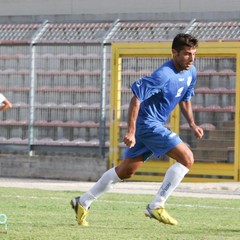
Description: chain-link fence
xmin=0 ymin=19 xmax=239 ymax=158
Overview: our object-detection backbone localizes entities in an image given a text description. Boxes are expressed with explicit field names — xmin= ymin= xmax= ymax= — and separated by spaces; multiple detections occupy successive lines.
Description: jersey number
xmin=175 ymin=87 xmax=184 ymax=98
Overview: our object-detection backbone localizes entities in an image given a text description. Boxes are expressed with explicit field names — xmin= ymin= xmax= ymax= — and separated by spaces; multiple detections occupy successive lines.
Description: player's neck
xmin=172 ymin=59 xmax=184 ymax=72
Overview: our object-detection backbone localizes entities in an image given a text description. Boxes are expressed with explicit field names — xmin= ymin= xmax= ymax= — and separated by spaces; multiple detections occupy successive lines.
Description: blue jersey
xmin=131 ymin=60 xmax=197 ymax=130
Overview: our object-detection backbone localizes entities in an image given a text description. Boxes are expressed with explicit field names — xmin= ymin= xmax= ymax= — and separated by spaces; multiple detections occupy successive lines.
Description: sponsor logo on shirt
xmin=178 ymin=78 xmax=184 ymax=82
xmin=169 ymin=132 xmax=176 ymax=138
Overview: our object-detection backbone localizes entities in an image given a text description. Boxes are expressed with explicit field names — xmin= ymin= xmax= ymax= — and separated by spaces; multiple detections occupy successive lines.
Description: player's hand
xmin=123 ymin=132 xmax=136 ymax=148
xmin=193 ymin=125 xmax=204 ymax=139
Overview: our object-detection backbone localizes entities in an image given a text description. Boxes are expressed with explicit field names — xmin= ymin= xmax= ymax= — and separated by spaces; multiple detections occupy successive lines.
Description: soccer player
xmin=71 ymin=33 xmax=204 ymax=226
xmin=0 ymin=93 xmax=12 ymax=111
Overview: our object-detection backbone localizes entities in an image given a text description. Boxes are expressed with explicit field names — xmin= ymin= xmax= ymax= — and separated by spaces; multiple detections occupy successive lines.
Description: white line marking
xmin=1 ymin=194 xmax=239 ymax=210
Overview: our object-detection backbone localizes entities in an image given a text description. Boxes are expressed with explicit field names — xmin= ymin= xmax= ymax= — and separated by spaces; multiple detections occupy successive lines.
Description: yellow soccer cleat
xmin=70 ymin=197 xmax=89 ymax=226
xmin=145 ymin=205 xmax=178 ymax=225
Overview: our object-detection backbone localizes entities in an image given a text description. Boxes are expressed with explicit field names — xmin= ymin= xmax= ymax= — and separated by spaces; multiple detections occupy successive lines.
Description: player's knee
xmin=116 ymin=167 xmax=135 ymax=180
xmin=122 ymin=169 xmax=135 ymax=179
xmin=184 ymin=150 xmax=194 ymax=169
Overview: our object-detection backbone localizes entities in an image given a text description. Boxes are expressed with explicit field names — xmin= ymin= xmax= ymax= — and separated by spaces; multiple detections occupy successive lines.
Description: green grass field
xmin=0 ymin=187 xmax=239 ymax=240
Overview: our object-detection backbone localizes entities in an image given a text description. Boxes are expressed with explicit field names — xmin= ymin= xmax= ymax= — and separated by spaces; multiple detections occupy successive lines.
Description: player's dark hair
xmin=172 ymin=33 xmax=198 ymax=52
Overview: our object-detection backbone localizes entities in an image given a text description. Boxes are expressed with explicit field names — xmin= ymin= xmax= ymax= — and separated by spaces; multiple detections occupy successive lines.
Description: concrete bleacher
xmin=0 ymin=21 xmax=237 ymax=162
xmin=36 ymin=70 xmax=103 ymax=89
xmin=0 ymin=54 xmax=30 ymax=70
xmin=0 ymin=55 xmax=236 ymax=155
xmin=0 ymin=63 xmax=104 ymax=145
xmin=191 ymin=121 xmax=235 ymax=163
xmin=0 ymin=46 xmax=106 ymax=146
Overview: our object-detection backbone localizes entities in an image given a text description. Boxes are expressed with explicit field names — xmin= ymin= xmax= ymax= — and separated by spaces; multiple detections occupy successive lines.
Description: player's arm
xmin=123 ymin=95 xmax=140 ymax=148
xmin=0 ymin=96 xmax=12 ymax=111
xmin=179 ymin=100 xmax=203 ymax=139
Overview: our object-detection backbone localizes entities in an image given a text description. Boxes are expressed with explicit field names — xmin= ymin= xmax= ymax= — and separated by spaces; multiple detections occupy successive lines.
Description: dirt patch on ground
xmin=0 ymin=177 xmax=239 ymax=199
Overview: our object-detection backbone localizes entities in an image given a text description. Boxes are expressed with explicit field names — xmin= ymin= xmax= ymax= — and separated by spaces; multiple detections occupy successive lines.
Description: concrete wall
xmin=0 ymin=0 xmax=239 ymax=23
xmin=0 ymin=0 xmax=239 ymax=15
xmin=0 ymin=153 xmax=107 ymax=181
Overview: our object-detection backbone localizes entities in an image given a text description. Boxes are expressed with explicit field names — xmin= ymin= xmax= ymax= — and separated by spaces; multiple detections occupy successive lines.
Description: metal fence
xmin=0 ymin=19 xmax=239 ymax=158
xmin=0 ymin=21 xmax=115 ymax=155
xmin=110 ymin=41 xmax=239 ymax=181
xmin=118 ymin=56 xmax=236 ymax=162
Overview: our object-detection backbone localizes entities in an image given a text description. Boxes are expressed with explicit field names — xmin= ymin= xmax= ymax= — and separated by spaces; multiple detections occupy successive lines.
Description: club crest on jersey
xmin=187 ymin=76 xmax=192 ymax=86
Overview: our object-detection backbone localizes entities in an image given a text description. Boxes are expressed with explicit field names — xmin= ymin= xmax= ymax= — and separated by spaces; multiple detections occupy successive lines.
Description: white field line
xmin=99 ymin=200 xmax=240 ymax=210
xmin=1 ymin=194 xmax=240 ymax=211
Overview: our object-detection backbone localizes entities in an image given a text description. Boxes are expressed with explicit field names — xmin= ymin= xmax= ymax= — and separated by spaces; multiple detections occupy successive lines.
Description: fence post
xmin=235 ymin=52 xmax=240 ymax=180
xmin=99 ymin=19 xmax=120 ymax=157
xmin=28 ymin=20 xmax=49 ymax=156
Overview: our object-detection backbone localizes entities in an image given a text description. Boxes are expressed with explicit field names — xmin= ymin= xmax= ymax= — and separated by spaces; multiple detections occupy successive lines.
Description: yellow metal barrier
xmin=109 ymin=42 xmax=240 ymax=182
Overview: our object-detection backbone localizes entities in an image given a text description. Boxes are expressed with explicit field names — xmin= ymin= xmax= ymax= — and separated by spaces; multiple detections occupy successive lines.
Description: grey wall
xmin=0 ymin=153 xmax=107 ymax=181
xmin=0 ymin=0 xmax=239 ymax=23
xmin=0 ymin=0 xmax=239 ymax=15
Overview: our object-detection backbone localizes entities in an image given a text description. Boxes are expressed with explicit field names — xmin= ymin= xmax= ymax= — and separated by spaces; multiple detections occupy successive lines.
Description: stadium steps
xmin=196 ymin=138 xmax=234 ymax=148
xmin=208 ymin=129 xmax=235 ymax=139
xmin=193 ymin=120 xmax=235 ymax=163
xmin=193 ymin=148 xmax=229 ymax=161
xmin=222 ymin=120 xmax=235 ymax=130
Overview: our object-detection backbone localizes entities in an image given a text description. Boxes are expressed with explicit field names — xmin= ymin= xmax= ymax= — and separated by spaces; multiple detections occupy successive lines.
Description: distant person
xmin=0 ymin=93 xmax=12 ymax=111
xmin=71 ymin=33 xmax=203 ymax=226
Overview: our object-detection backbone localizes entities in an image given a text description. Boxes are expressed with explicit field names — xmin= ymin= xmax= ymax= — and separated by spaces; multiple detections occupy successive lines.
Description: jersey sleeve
xmin=0 ymin=93 xmax=6 ymax=104
xmin=130 ymin=70 xmax=167 ymax=102
xmin=181 ymin=67 xmax=197 ymax=101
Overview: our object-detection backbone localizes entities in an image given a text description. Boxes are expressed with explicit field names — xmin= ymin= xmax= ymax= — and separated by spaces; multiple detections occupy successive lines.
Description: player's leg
xmin=115 ymin=155 xmax=144 ymax=179
xmin=71 ymin=155 xmax=144 ymax=226
xmin=80 ymin=155 xmax=144 ymax=208
xmin=167 ymin=141 xmax=194 ymax=169
xmin=149 ymin=141 xmax=193 ymax=208
xmin=146 ymin=142 xmax=193 ymax=225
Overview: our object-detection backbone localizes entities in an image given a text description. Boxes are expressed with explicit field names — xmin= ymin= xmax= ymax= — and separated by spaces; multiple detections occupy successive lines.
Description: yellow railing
xmin=109 ymin=41 xmax=240 ymax=182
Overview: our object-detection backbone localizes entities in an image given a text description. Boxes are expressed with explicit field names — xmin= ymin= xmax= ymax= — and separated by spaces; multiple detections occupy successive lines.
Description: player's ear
xmin=172 ymin=49 xmax=177 ymax=57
